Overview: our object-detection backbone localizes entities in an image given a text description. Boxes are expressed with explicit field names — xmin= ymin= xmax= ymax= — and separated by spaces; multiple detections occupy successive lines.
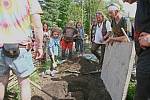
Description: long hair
xmin=43 ymin=23 xmax=49 ymax=32
xmin=76 ymin=21 xmax=83 ymax=29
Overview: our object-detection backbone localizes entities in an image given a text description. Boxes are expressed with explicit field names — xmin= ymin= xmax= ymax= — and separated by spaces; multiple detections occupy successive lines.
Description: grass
xmin=126 ymin=81 xmax=136 ymax=100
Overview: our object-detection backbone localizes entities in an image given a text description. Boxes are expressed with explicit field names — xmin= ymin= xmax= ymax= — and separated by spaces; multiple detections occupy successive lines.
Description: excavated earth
xmin=31 ymin=56 xmax=112 ymax=100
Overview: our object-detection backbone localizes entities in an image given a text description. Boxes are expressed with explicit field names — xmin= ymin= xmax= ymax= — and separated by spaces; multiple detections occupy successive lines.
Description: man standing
xmin=91 ymin=11 xmax=112 ymax=67
xmin=0 ymin=0 xmax=43 ymax=100
xmin=107 ymin=3 xmax=128 ymax=43
xmin=125 ymin=0 xmax=150 ymax=99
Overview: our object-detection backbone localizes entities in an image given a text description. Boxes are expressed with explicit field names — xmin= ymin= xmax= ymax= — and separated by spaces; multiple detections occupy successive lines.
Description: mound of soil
xmin=31 ymin=57 xmax=111 ymax=100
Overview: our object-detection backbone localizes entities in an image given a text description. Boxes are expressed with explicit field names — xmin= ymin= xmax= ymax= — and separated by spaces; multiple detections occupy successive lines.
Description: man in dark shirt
xmin=125 ymin=0 xmax=150 ymax=99
xmin=107 ymin=3 xmax=128 ymax=43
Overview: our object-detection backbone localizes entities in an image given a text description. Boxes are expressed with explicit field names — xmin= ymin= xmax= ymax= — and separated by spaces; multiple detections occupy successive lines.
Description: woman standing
xmin=75 ymin=21 xmax=85 ymax=56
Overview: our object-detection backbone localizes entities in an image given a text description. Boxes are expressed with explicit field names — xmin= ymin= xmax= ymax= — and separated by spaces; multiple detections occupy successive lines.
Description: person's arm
xmin=31 ymin=14 xmax=43 ymax=59
xmin=62 ymin=28 xmax=66 ymax=39
xmin=104 ymin=21 xmax=113 ymax=40
xmin=73 ymin=28 xmax=80 ymax=37
xmin=111 ymin=36 xmax=127 ymax=42
xmin=82 ymin=27 xmax=85 ymax=40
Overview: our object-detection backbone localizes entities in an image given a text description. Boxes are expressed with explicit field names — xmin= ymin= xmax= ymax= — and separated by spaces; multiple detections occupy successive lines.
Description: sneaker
xmin=45 ymin=70 xmax=51 ymax=75
xmin=39 ymin=72 xmax=47 ymax=78
xmin=50 ymin=70 xmax=58 ymax=77
xmin=39 ymin=71 xmax=45 ymax=76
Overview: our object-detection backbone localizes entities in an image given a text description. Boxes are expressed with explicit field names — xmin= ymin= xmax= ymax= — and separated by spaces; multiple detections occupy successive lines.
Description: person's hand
xmin=103 ymin=35 xmax=108 ymax=40
xmin=123 ymin=0 xmax=137 ymax=4
xmin=73 ymin=34 xmax=78 ymax=38
xmin=53 ymin=62 xmax=57 ymax=68
xmin=35 ymin=48 xmax=43 ymax=60
xmin=139 ymin=32 xmax=150 ymax=48
xmin=104 ymin=37 xmax=114 ymax=45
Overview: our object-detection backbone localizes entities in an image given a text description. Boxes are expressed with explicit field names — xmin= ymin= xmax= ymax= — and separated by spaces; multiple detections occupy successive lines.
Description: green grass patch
xmin=126 ymin=81 xmax=136 ymax=100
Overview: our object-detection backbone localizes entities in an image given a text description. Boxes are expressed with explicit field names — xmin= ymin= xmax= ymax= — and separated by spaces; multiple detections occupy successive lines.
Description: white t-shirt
xmin=44 ymin=30 xmax=51 ymax=37
xmin=94 ymin=21 xmax=112 ymax=44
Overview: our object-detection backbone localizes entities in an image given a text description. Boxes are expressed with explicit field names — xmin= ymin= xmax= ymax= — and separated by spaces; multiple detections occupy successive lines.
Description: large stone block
xmin=101 ymin=42 xmax=135 ymax=100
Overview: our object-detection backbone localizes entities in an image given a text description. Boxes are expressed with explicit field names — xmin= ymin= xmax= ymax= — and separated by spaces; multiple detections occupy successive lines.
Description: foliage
xmin=41 ymin=0 xmax=71 ymax=28
xmin=57 ymin=0 xmax=71 ymax=28
xmin=83 ymin=0 xmax=108 ymax=34
xmin=126 ymin=81 xmax=136 ymax=100
xmin=40 ymin=0 xmax=123 ymax=35
xmin=41 ymin=0 xmax=60 ymax=27
xmin=6 ymin=85 xmax=20 ymax=100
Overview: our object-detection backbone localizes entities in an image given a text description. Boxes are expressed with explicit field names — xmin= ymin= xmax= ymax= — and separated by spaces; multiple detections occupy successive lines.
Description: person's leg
xmin=68 ymin=42 xmax=73 ymax=59
xmin=0 ymin=49 xmax=10 ymax=100
xmin=75 ymin=39 xmax=79 ymax=52
xmin=61 ymin=39 xmax=67 ymax=60
xmin=134 ymin=49 xmax=150 ymax=100
xmin=99 ymin=44 xmax=106 ymax=67
xmin=0 ymin=75 xmax=9 ymax=100
xmin=49 ymin=55 xmax=53 ymax=71
xmin=18 ymin=77 xmax=31 ymax=100
xmin=91 ymin=42 xmax=101 ymax=60
xmin=134 ymin=72 xmax=150 ymax=100
xmin=9 ymin=48 xmax=35 ymax=100
xmin=80 ymin=39 xmax=84 ymax=55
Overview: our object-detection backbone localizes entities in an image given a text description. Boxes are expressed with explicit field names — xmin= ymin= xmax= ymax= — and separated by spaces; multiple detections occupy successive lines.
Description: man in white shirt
xmin=91 ymin=11 xmax=112 ymax=68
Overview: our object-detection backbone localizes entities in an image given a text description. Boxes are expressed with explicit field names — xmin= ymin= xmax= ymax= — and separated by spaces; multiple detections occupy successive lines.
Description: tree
xmin=41 ymin=0 xmax=60 ymax=27
xmin=57 ymin=0 xmax=71 ymax=28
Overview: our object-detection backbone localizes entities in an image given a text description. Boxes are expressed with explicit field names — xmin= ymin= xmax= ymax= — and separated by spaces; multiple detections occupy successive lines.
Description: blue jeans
xmin=0 ymin=48 xmax=34 ymax=78
xmin=75 ymin=39 xmax=84 ymax=53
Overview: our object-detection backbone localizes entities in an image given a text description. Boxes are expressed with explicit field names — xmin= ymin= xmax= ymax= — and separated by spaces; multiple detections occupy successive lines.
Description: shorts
xmin=0 ymin=48 xmax=34 ymax=78
xmin=61 ymin=39 xmax=73 ymax=50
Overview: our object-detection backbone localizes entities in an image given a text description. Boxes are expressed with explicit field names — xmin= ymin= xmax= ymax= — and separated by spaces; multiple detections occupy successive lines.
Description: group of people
xmin=0 ymin=0 xmax=150 ymax=100
xmin=91 ymin=3 xmax=131 ymax=69
xmin=90 ymin=1 xmax=150 ymax=100
xmin=38 ymin=21 xmax=85 ymax=77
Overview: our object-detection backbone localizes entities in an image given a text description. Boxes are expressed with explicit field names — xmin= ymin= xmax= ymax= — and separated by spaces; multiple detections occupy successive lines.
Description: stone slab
xmin=101 ymin=42 xmax=135 ymax=100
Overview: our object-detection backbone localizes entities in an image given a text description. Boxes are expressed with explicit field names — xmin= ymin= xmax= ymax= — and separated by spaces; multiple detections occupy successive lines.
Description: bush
xmin=126 ymin=82 xmax=136 ymax=100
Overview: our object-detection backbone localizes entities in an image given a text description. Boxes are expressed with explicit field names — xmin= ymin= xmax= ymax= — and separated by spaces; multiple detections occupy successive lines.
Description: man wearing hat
xmin=107 ymin=3 xmax=128 ymax=43
xmin=91 ymin=11 xmax=112 ymax=68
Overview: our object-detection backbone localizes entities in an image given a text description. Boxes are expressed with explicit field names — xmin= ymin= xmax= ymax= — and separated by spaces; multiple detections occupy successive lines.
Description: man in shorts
xmin=0 ymin=0 xmax=43 ymax=100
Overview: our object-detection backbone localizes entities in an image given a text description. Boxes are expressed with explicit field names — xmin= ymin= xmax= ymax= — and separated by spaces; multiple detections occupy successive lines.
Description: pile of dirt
xmin=31 ymin=57 xmax=112 ymax=100
xmin=58 ymin=56 xmax=100 ymax=74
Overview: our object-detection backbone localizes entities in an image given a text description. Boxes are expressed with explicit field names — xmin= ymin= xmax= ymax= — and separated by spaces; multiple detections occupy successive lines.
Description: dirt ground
xmin=31 ymin=56 xmax=112 ymax=100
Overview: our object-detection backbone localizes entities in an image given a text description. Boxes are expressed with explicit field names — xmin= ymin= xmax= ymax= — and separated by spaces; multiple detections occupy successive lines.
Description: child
xmin=61 ymin=21 xmax=78 ymax=60
xmin=47 ymin=27 xmax=61 ymax=77
xmin=75 ymin=21 xmax=85 ymax=56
